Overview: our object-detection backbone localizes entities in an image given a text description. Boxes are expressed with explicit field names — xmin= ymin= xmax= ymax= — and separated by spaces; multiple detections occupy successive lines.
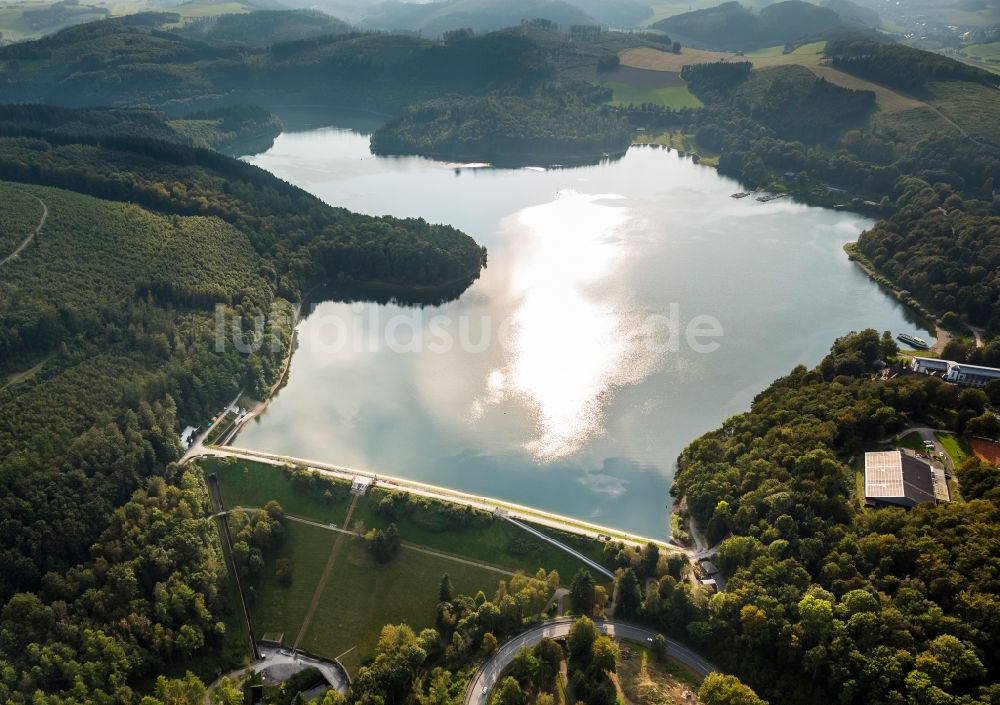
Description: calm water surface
xmin=239 ymin=128 xmax=930 ymax=538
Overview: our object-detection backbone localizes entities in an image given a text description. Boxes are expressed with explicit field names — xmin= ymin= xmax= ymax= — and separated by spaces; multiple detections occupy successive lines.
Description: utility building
xmin=864 ymin=450 xmax=938 ymax=508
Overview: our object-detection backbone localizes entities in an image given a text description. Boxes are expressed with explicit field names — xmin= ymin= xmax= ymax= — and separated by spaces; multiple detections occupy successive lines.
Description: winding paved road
xmin=464 ymin=618 xmax=717 ymax=705
xmin=0 ymin=196 xmax=47 ymax=267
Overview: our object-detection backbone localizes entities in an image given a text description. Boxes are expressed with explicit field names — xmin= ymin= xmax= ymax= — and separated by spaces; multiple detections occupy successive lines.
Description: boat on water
xmin=897 ymin=332 xmax=930 ymax=349
xmin=731 ymin=192 xmax=750 ymax=199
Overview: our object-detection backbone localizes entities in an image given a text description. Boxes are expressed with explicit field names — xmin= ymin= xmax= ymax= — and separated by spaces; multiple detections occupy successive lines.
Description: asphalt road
xmin=464 ymin=617 xmax=717 ymax=705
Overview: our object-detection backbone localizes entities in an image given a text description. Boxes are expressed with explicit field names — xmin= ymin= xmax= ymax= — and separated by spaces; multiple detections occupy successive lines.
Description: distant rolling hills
xmin=652 ymin=0 xmax=878 ymax=52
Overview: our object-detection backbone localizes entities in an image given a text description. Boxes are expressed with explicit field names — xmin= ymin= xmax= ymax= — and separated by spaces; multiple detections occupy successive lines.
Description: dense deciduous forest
xmin=857 ymin=179 xmax=1000 ymax=334
xmin=671 ymin=331 xmax=1000 ymax=705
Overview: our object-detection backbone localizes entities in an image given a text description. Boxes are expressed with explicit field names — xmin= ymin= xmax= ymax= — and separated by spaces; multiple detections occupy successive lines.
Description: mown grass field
xmin=964 ymin=42 xmax=1000 ymax=61
xmin=298 ymin=532 xmax=505 ymax=672
xmin=936 ymin=432 xmax=971 ymax=465
xmin=643 ymin=0 xmax=725 ymax=26
xmin=172 ymin=0 xmax=253 ymax=17
xmin=746 ymin=45 xmax=785 ymax=58
xmin=204 ymin=457 xmax=604 ymax=583
xmin=791 ymin=41 xmax=826 ymax=55
xmin=205 ymin=458 xmax=616 ymax=672
xmin=251 ymin=520 xmax=338 ymax=651
xmin=895 ymin=432 xmax=927 ymax=453
xmin=607 ymin=82 xmax=703 ymax=108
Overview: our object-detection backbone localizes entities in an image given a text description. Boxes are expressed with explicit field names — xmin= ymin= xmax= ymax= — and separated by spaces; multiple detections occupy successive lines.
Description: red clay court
xmin=970 ymin=437 xmax=1000 ymax=464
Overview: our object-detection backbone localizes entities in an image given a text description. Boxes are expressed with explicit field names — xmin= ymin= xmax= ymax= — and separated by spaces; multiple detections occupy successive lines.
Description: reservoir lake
xmin=238 ymin=127 xmax=931 ymax=538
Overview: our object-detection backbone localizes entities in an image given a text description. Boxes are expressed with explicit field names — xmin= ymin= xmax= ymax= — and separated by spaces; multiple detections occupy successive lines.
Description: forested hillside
xmin=0 ymin=103 xmax=282 ymax=153
xmin=0 ymin=17 xmax=553 ymax=109
xmin=0 ymin=105 xmax=485 ymax=704
xmin=731 ymin=64 xmax=875 ymax=141
xmin=357 ymin=0 xmax=595 ymax=37
xmin=371 ymin=84 xmax=631 ymax=163
xmin=653 ymin=0 xmax=852 ymax=52
xmin=173 ymin=9 xmax=352 ymax=46
xmin=672 ymin=330 xmax=1000 ymax=705
xmin=856 ymin=178 xmax=1000 ymax=334
xmin=827 ymin=38 xmax=1000 ymax=92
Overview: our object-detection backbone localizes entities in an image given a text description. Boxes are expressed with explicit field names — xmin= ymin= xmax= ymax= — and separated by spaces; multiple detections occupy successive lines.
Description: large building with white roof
xmin=910 ymin=357 xmax=1000 ymax=387
xmin=864 ymin=450 xmax=940 ymax=508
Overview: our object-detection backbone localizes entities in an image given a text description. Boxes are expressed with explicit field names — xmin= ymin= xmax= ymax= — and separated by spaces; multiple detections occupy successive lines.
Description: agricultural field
xmin=607 ymin=82 xmax=703 ymax=109
xmin=791 ymin=41 xmax=826 ymax=55
xmin=0 ymin=0 xmax=109 ymax=43
xmin=642 ymin=0 xmax=725 ymax=27
xmin=618 ymin=45 xmax=925 ymax=113
xmin=964 ymin=42 xmax=1000 ymax=61
xmin=598 ymin=64 xmax=702 ymax=108
xmin=0 ymin=0 xmax=258 ymax=44
xmin=170 ymin=0 xmax=254 ymax=18
xmin=745 ymin=44 xmax=785 ymax=58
